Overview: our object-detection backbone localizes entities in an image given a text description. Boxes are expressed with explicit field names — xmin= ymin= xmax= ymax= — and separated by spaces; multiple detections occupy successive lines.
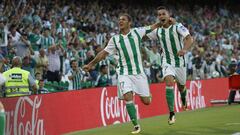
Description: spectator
xmin=22 ymin=55 xmax=36 ymax=78
xmin=227 ymin=60 xmax=240 ymax=105
xmin=8 ymin=25 xmax=21 ymax=46
xmin=67 ymin=59 xmax=86 ymax=90
xmin=0 ymin=58 xmax=10 ymax=72
xmin=0 ymin=18 xmax=8 ymax=57
xmin=40 ymin=28 xmax=55 ymax=49
xmin=95 ymin=65 xmax=110 ymax=87
xmin=35 ymin=72 xmax=42 ymax=80
xmin=56 ymin=20 xmax=69 ymax=39
xmin=192 ymin=55 xmax=205 ymax=80
xmin=46 ymin=45 xmax=64 ymax=82
xmin=2 ymin=56 xmax=37 ymax=97
xmin=85 ymin=50 xmax=98 ymax=80
xmin=35 ymin=72 xmax=42 ymax=90
xmin=203 ymin=54 xmax=217 ymax=79
xmin=14 ymin=32 xmax=34 ymax=57
xmin=35 ymin=48 xmax=48 ymax=79
xmin=28 ymin=26 xmax=42 ymax=55
xmin=38 ymin=79 xmax=49 ymax=94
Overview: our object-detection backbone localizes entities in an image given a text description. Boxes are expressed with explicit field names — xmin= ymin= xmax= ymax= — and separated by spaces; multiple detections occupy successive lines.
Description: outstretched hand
xmin=82 ymin=64 xmax=92 ymax=72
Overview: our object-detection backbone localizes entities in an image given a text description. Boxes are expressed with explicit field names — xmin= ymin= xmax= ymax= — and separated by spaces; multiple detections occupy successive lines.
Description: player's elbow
xmin=99 ymin=50 xmax=109 ymax=60
xmin=184 ymin=35 xmax=194 ymax=47
xmin=190 ymin=36 xmax=194 ymax=45
xmin=187 ymin=35 xmax=194 ymax=45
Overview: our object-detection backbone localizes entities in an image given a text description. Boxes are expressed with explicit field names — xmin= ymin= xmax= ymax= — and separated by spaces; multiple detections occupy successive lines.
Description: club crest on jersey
xmin=180 ymin=26 xmax=187 ymax=32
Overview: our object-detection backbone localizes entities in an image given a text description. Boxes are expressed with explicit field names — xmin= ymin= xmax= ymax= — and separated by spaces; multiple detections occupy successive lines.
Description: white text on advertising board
xmin=5 ymin=96 xmax=45 ymax=135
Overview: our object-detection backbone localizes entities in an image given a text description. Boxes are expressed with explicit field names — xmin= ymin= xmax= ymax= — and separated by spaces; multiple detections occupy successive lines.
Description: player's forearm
xmin=150 ymin=22 xmax=161 ymax=31
xmin=183 ymin=35 xmax=193 ymax=51
xmin=88 ymin=50 xmax=108 ymax=67
xmin=150 ymin=18 xmax=176 ymax=31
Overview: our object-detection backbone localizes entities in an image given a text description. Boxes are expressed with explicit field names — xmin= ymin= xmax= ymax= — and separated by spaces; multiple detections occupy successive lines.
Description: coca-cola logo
xmin=100 ymin=87 xmax=139 ymax=126
xmin=5 ymin=96 xmax=45 ymax=135
xmin=175 ymin=80 xmax=206 ymax=112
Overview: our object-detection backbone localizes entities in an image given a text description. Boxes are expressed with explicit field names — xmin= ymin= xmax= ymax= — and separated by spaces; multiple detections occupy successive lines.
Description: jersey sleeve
xmin=134 ymin=26 xmax=153 ymax=38
xmin=104 ymin=37 xmax=116 ymax=55
xmin=146 ymin=28 xmax=158 ymax=40
xmin=176 ymin=23 xmax=190 ymax=38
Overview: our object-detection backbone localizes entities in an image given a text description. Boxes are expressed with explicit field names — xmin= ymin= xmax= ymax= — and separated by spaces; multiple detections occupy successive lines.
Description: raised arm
xmin=150 ymin=22 xmax=162 ymax=31
xmin=143 ymin=17 xmax=176 ymax=41
xmin=150 ymin=17 xmax=176 ymax=31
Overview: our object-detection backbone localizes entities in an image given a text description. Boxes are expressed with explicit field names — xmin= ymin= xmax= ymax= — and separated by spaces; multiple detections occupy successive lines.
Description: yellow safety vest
xmin=3 ymin=67 xmax=31 ymax=97
xmin=36 ymin=80 xmax=39 ymax=90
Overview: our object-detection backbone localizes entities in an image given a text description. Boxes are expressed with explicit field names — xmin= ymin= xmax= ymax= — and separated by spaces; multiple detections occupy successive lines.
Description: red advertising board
xmin=0 ymin=78 xmax=231 ymax=135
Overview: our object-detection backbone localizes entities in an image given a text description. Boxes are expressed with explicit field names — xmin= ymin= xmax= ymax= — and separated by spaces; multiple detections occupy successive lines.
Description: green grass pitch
xmin=66 ymin=105 xmax=240 ymax=135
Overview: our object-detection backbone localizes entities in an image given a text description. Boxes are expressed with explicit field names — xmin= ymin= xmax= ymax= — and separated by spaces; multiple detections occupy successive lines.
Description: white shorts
xmin=117 ymin=73 xmax=150 ymax=100
xmin=162 ymin=64 xmax=186 ymax=85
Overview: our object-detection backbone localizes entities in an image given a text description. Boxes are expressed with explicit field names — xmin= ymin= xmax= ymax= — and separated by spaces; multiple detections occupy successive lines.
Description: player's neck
xmin=120 ymin=28 xmax=130 ymax=35
xmin=163 ymin=23 xmax=171 ymax=28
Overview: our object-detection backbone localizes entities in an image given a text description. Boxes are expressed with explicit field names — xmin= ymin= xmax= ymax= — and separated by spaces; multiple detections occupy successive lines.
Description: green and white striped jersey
xmin=40 ymin=36 xmax=55 ymax=49
xmin=104 ymin=27 xmax=152 ymax=75
xmin=57 ymin=27 xmax=69 ymax=37
xmin=67 ymin=69 xmax=83 ymax=90
xmin=147 ymin=23 xmax=190 ymax=67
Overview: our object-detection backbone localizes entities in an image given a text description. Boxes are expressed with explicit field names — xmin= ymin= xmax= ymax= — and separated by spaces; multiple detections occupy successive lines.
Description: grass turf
xmin=66 ymin=105 xmax=240 ymax=135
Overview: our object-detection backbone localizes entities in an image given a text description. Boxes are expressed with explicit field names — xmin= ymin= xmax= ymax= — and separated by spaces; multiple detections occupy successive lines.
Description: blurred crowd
xmin=0 ymin=0 xmax=239 ymax=92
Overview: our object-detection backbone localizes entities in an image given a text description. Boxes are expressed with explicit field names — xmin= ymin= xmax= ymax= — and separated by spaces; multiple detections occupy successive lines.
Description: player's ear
xmin=129 ymin=21 xmax=132 ymax=26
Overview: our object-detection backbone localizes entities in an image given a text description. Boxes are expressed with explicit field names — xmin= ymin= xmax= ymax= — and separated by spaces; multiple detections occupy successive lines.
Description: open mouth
xmin=161 ymin=19 xmax=166 ymax=23
xmin=119 ymin=23 xmax=123 ymax=27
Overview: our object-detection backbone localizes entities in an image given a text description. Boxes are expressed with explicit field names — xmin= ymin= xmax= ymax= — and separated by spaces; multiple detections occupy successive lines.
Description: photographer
xmin=227 ymin=60 xmax=240 ymax=105
xmin=192 ymin=55 xmax=205 ymax=80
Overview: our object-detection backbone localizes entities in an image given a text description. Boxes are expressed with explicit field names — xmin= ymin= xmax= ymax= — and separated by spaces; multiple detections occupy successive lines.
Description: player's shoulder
xmin=132 ymin=26 xmax=148 ymax=31
xmin=175 ymin=22 xmax=189 ymax=32
xmin=110 ymin=34 xmax=119 ymax=40
xmin=131 ymin=27 xmax=141 ymax=32
xmin=109 ymin=34 xmax=121 ymax=43
xmin=174 ymin=22 xmax=183 ymax=27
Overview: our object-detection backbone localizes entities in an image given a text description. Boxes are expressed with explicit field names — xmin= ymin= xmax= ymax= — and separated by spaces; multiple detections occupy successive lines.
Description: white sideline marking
xmin=226 ymin=123 xmax=240 ymax=126
xmin=232 ymin=132 xmax=240 ymax=135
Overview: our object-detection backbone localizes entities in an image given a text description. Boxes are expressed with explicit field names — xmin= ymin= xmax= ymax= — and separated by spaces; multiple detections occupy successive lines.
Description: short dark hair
xmin=39 ymin=79 xmax=45 ymax=84
xmin=43 ymin=27 xmax=51 ymax=31
xmin=120 ymin=13 xmax=132 ymax=22
xmin=157 ymin=6 xmax=169 ymax=11
xmin=100 ymin=65 xmax=107 ymax=72
xmin=70 ymin=59 xmax=77 ymax=65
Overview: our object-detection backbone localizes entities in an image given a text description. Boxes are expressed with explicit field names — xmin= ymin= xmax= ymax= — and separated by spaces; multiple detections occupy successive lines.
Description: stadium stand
xmin=0 ymin=0 xmax=239 ymax=94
